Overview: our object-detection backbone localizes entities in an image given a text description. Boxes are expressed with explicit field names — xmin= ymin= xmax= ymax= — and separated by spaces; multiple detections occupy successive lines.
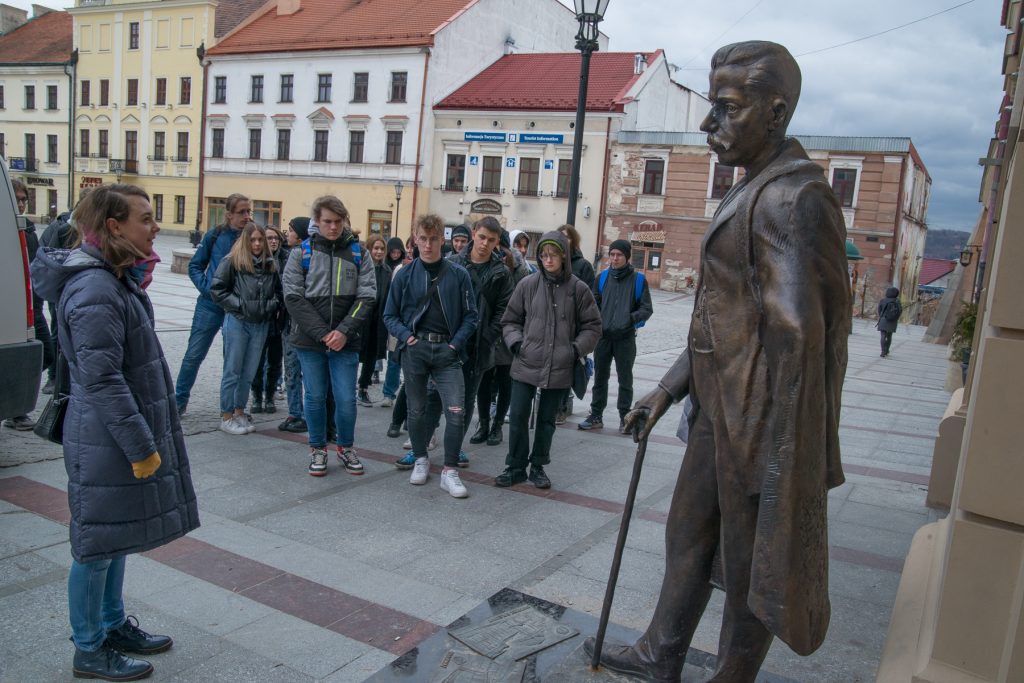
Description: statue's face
xmin=700 ymin=65 xmax=779 ymax=169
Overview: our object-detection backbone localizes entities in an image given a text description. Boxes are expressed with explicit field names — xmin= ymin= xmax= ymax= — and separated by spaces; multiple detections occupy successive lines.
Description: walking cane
xmin=590 ymin=416 xmax=650 ymax=670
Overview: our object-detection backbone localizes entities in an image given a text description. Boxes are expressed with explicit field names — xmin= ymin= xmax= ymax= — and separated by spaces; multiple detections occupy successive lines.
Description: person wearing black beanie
xmin=608 ymin=239 xmax=632 ymax=260
xmin=288 ymin=216 xmax=310 ymax=241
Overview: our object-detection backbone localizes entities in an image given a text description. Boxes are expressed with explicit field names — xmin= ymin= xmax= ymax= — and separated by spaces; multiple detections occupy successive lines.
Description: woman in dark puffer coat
xmin=31 ymin=184 xmax=199 ymax=681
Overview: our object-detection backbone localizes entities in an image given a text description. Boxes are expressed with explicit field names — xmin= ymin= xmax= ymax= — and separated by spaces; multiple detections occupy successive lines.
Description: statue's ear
xmin=768 ymin=97 xmax=789 ymax=132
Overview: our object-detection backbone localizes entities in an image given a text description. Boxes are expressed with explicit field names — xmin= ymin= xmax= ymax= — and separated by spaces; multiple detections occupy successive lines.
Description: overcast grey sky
xmin=9 ymin=0 xmax=1005 ymax=231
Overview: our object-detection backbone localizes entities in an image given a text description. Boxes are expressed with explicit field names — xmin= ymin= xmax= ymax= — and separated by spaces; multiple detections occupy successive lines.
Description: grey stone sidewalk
xmin=0 ymin=234 xmax=949 ymax=681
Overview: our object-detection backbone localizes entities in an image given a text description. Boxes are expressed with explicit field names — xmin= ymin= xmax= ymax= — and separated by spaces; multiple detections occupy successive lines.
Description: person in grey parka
xmin=31 ymin=184 xmax=199 ymax=682
xmin=876 ymin=286 xmax=902 ymax=357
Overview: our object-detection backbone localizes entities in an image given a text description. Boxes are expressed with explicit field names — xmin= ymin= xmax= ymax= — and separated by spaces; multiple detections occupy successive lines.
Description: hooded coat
xmin=448 ymin=242 xmax=514 ymax=372
xmin=30 ymin=247 xmax=199 ymax=563
xmin=501 ymin=231 xmax=602 ymax=389
xmin=876 ymin=287 xmax=902 ymax=333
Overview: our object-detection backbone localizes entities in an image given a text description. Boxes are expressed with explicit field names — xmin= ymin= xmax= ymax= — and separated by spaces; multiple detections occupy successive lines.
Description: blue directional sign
xmin=519 ymin=133 xmax=564 ymax=144
xmin=469 ymin=155 xmax=479 ymax=166
xmin=505 ymin=157 xmax=517 ymax=168
xmin=9 ymin=158 xmax=25 ymax=171
xmin=543 ymin=160 xmax=555 ymax=170
xmin=465 ymin=132 xmax=507 ymax=142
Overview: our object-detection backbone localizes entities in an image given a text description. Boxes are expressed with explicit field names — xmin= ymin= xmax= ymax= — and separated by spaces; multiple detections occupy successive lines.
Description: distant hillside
xmin=924 ymin=229 xmax=971 ymax=260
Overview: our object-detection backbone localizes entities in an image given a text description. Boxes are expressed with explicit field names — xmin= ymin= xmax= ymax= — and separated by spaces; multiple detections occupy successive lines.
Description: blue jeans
xmin=175 ymin=297 xmax=225 ymax=408
xmin=221 ymin=315 xmax=269 ymax=413
xmin=296 ymin=348 xmax=358 ymax=448
xmin=282 ymin=334 xmax=304 ymax=418
xmin=68 ymin=556 xmax=127 ymax=652
xmin=401 ymin=341 xmax=465 ymax=468
xmin=382 ymin=352 xmax=401 ymax=400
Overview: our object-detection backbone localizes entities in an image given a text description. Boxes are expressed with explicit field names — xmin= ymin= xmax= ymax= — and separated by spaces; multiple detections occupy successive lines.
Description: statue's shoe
xmin=582 ymin=637 xmax=678 ymax=682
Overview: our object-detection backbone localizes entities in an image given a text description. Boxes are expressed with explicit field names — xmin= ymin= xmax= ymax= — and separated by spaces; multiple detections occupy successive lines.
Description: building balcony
xmin=204 ymin=156 xmax=416 ymax=183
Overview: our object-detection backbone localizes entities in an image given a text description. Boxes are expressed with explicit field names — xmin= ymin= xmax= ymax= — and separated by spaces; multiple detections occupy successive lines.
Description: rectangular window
xmin=24 ymin=134 xmax=35 ymax=171
xmin=316 ymin=74 xmax=331 ymax=102
xmin=277 ymin=129 xmax=290 ymax=160
xmin=176 ymin=132 xmax=188 ymax=161
xmin=24 ymin=85 xmax=35 ymax=109
xmin=155 ymin=78 xmax=166 ymax=106
xmin=556 ymin=158 xmax=572 ymax=198
xmin=0 ymin=133 xmax=4 ymax=157
xmin=47 ymin=134 xmax=58 ymax=163
xmin=314 ymin=130 xmax=329 ymax=162
xmin=0 ymin=85 xmax=4 ymax=109
xmin=125 ymin=130 xmax=137 ymax=161
xmin=46 ymin=85 xmax=58 ymax=110
xmin=129 ymin=21 xmax=139 ymax=49
xmin=214 ymin=76 xmax=226 ymax=104
xmin=153 ymin=131 xmax=165 ymax=160
xmin=251 ymin=200 xmax=282 ymax=228
xmin=518 ymin=157 xmax=540 ymax=195
xmin=710 ymin=163 xmax=734 ymax=199
xmin=80 ymin=80 xmax=90 ymax=106
xmin=352 ymin=72 xmax=368 ymax=102
xmin=179 ymin=76 xmax=191 ymax=105
xmin=48 ymin=189 xmax=57 ymax=218
xmin=248 ymin=129 xmax=261 ymax=159
xmin=642 ymin=159 xmax=665 ymax=195
xmin=445 ymin=154 xmax=465 ymax=191
xmin=79 ymin=129 xmax=89 ymax=157
xmin=153 ymin=193 xmax=163 ymax=221
xmin=100 ymin=79 xmax=109 ymax=106
xmin=26 ymin=188 xmax=36 ymax=215
xmin=98 ymin=130 xmax=108 ymax=158
xmin=175 ymin=195 xmax=185 ymax=224
xmin=385 ymin=131 xmax=402 ymax=165
xmin=481 ymin=156 xmax=502 ymax=193
xmin=279 ymin=74 xmax=293 ymax=102
xmin=390 ymin=72 xmax=407 ymax=102
xmin=127 ymin=79 xmax=138 ymax=106
xmin=832 ymin=168 xmax=857 ymax=208
xmin=250 ymin=75 xmax=263 ymax=103
xmin=348 ymin=131 xmax=364 ymax=163
xmin=211 ymin=128 xmax=224 ymax=158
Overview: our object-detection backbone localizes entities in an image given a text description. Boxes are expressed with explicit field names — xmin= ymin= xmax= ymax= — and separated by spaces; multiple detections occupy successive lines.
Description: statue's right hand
xmin=622 ymin=387 xmax=673 ymax=443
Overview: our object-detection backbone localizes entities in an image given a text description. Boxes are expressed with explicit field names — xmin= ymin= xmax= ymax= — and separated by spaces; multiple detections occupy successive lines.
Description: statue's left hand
xmin=622 ymin=387 xmax=672 ymax=443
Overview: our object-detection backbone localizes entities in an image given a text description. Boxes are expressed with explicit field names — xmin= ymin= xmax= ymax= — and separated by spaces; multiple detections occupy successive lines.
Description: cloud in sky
xmin=10 ymin=0 xmax=1005 ymax=230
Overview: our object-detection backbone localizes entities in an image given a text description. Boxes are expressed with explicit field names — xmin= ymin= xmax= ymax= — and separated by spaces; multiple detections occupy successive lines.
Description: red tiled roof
xmin=0 ymin=11 xmax=72 ymax=64
xmin=208 ymin=0 xmax=477 ymax=55
xmin=215 ymin=0 xmax=269 ymax=38
xmin=918 ymin=258 xmax=956 ymax=286
xmin=435 ymin=51 xmax=658 ymax=112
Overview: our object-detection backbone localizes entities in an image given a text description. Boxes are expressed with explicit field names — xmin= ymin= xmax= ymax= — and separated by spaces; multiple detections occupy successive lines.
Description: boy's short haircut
xmin=311 ymin=195 xmax=349 ymax=223
xmin=472 ymin=216 xmax=502 ymax=235
xmin=415 ymin=214 xmax=445 ymax=236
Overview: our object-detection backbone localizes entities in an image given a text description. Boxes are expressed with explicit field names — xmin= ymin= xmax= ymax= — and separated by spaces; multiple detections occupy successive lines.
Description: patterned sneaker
xmin=308 ymin=447 xmax=328 ymax=477
xmin=395 ymin=451 xmax=417 ymax=470
xmin=410 ymin=456 xmax=430 ymax=485
xmin=440 ymin=468 xmax=468 ymax=498
xmin=457 ymin=451 xmax=470 ymax=468
xmin=337 ymin=447 xmax=364 ymax=475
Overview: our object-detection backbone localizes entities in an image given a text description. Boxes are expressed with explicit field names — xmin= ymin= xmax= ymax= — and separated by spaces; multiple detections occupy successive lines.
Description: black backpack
xmin=882 ymin=300 xmax=900 ymax=322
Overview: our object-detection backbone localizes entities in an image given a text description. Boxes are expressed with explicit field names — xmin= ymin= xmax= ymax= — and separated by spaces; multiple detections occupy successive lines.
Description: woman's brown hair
xmin=363 ymin=233 xmax=387 ymax=260
xmin=557 ymin=224 xmax=581 ymax=254
xmin=73 ymin=183 xmax=151 ymax=277
xmin=227 ymin=223 xmax=276 ymax=274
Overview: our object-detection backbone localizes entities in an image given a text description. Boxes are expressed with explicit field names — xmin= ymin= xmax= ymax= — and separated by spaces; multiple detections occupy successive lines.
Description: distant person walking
xmin=175 ymin=193 xmax=251 ymax=415
xmin=31 ymin=184 xmax=199 ymax=681
xmin=877 ymin=286 xmax=902 ymax=357
xmin=579 ymin=239 xmax=653 ymax=432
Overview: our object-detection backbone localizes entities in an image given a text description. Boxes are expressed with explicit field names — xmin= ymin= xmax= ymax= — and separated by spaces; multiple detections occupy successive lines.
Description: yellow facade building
xmin=70 ymin=0 xmax=216 ymax=234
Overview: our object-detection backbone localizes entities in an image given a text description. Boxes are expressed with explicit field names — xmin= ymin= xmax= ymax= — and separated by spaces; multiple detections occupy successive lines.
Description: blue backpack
xmin=300 ymin=238 xmax=361 ymax=272
xmin=597 ymin=269 xmax=647 ymax=329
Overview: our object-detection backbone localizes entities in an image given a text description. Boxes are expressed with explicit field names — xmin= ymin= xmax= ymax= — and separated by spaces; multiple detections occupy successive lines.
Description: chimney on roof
xmin=504 ymin=37 xmax=516 ymax=56
xmin=32 ymin=4 xmax=53 ymax=17
xmin=278 ymin=0 xmax=300 ymax=16
xmin=0 ymin=5 xmax=28 ymax=36
xmin=634 ymin=53 xmax=646 ymax=75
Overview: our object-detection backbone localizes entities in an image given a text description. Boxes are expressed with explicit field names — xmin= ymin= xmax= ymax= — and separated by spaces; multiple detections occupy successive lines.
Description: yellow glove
xmin=131 ymin=452 xmax=161 ymax=479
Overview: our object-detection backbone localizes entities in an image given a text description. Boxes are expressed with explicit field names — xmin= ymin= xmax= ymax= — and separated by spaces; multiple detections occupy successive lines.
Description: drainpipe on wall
xmin=196 ymin=42 xmax=208 ymax=234
xmin=65 ymin=49 xmax=78 ymax=212
xmin=595 ymin=116 xmax=613 ymax=263
xmin=408 ymin=46 xmax=432 ymax=240
xmin=889 ymin=154 xmax=907 ymax=288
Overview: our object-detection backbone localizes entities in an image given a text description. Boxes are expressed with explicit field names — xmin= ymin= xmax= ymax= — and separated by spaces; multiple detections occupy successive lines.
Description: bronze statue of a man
xmin=585 ymin=41 xmax=851 ymax=681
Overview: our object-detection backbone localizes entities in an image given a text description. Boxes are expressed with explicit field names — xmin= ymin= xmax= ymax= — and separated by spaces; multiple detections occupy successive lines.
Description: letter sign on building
xmin=505 ymin=157 xmax=516 ymax=168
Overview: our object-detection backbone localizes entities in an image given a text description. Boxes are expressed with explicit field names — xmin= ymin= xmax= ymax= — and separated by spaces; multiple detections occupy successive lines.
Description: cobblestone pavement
xmin=1 ymin=234 xmax=950 ymax=681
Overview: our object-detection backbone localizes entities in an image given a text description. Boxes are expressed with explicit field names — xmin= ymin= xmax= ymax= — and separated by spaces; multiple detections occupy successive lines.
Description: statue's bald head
xmin=710 ymin=41 xmax=801 ymax=129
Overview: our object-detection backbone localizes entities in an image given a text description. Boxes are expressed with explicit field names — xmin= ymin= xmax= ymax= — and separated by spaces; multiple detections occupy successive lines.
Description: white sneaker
xmin=379 ymin=397 xmax=394 ymax=408
xmin=440 ymin=467 xmax=468 ymax=498
xmin=220 ymin=417 xmax=248 ymax=435
xmin=402 ymin=432 xmax=437 ymax=451
xmin=410 ymin=457 xmax=430 ymax=485
xmin=243 ymin=414 xmax=255 ymax=433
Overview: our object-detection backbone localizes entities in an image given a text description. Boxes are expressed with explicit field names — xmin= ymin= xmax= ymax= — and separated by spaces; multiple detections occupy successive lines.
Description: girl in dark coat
xmin=250 ymin=225 xmax=288 ymax=413
xmin=357 ymin=234 xmax=392 ymax=405
xmin=30 ymin=184 xmax=199 ymax=681
xmin=876 ymin=286 xmax=902 ymax=357
xmin=210 ymin=223 xmax=281 ymax=434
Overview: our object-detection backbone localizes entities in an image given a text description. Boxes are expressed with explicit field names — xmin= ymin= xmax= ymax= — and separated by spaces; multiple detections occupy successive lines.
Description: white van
xmin=0 ymin=160 xmax=43 ymax=420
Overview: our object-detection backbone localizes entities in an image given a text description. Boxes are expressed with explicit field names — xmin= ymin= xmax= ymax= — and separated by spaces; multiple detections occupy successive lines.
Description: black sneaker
xmin=528 ymin=466 xmax=551 ymax=489
xmin=2 ymin=415 xmax=35 ymax=431
xmin=73 ymin=644 xmax=153 ymax=681
xmin=386 ymin=422 xmax=402 ymax=438
xmin=468 ymin=420 xmax=490 ymax=444
xmin=494 ymin=467 xmax=527 ymax=487
xmin=578 ymin=414 xmax=603 ymax=430
xmin=486 ymin=421 xmax=503 ymax=446
xmin=252 ymin=400 xmax=264 ymax=413
xmin=104 ymin=615 xmax=172 ymax=655
xmin=357 ymin=389 xmax=373 ymax=407
xmin=372 ymin=371 xmax=381 ymax=385
xmin=277 ymin=416 xmax=307 ymax=433
xmin=264 ymin=400 xmax=277 ymax=414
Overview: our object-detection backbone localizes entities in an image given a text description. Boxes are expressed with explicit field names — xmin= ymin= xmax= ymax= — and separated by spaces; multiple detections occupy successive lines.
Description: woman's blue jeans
xmin=220 ymin=315 xmax=269 ymax=413
xmin=68 ymin=556 xmax=127 ymax=652
xmin=296 ymin=348 xmax=358 ymax=448
xmin=382 ymin=352 xmax=401 ymax=400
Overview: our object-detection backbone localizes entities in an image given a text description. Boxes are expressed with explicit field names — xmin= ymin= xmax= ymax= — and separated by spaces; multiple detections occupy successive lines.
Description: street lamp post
xmin=566 ymin=0 xmax=610 ymax=226
xmin=394 ymin=180 xmax=404 ymax=239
